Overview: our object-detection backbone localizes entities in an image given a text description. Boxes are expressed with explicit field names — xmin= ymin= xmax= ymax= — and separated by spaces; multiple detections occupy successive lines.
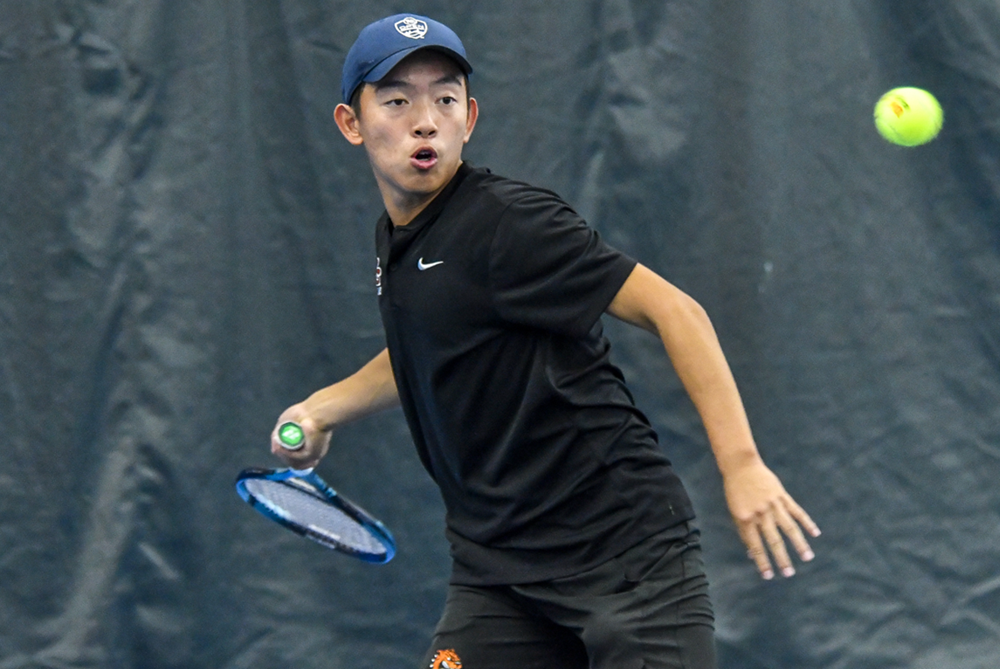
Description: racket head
xmin=235 ymin=467 xmax=396 ymax=564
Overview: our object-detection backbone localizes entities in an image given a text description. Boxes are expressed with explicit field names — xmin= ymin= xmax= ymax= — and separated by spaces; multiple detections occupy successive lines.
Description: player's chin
xmin=402 ymin=169 xmax=448 ymax=193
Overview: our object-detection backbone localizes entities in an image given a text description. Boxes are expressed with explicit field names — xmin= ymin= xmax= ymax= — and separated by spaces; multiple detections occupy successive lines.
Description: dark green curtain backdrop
xmin=1 ymin=2 xmax=998 ymax=667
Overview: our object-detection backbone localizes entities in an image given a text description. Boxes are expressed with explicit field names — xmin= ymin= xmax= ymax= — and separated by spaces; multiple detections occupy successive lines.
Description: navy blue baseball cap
xmin=341 ymin=14 xmax=473 ymax=104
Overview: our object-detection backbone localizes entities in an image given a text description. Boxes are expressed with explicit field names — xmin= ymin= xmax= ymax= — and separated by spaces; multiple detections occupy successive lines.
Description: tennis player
xmin=271 ymin=13 xmax=820 ymax=669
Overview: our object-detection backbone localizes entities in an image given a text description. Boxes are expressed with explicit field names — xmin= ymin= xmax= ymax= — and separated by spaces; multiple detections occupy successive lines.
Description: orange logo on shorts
xmin=430 ymin=649 xmax=462 ymax=669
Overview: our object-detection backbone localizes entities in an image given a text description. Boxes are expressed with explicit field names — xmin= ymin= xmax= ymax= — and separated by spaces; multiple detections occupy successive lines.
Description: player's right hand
xmin=270 ymin=404 xmax=332 ymax=470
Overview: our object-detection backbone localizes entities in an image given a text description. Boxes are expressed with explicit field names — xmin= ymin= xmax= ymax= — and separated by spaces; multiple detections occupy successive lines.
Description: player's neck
xmin=382 ymin=191 xmax=438 ymax=228
xmin=377 ymin=163 xmax=463 ymax=227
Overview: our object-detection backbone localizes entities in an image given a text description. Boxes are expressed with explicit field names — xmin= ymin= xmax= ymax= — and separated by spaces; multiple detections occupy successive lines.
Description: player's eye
xmin=440 ymin=96 xmax=457 ymax=105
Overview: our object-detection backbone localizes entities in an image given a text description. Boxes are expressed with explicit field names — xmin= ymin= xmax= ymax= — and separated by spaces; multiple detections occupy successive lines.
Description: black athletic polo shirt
xmin=375 ymin=163 xmax=694 ymax=585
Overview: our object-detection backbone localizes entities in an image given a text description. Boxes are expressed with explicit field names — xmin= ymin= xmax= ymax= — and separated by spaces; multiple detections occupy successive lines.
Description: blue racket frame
xmin=235 ymin=467 xmax=396 ymax=564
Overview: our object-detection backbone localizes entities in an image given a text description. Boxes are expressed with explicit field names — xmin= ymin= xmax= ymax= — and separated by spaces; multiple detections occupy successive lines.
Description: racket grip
xmin=276 ymin=421 xmax=306 ymax=451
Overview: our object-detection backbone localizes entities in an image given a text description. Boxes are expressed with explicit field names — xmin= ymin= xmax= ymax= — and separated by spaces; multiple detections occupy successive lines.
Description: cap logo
xmin=395 ymin=17 xmax=428 ymax=39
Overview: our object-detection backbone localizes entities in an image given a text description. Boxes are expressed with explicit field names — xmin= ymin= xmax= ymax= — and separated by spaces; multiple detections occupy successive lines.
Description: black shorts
xmin=421 ymin=524 xmax=717 ymax=669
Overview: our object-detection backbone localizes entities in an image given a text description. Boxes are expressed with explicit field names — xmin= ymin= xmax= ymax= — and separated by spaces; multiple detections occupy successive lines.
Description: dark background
xmin=2 ymin=1 xmax=998 ymax=667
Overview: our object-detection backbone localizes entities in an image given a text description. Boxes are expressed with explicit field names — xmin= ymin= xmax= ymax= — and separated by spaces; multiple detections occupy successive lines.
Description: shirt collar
xmin=389 ymin=161 xmax=474 ymax=232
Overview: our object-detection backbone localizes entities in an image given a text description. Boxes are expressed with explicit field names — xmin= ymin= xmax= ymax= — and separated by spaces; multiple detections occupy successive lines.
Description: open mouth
xmin=411 ymin=147 xmax=438 ymax=170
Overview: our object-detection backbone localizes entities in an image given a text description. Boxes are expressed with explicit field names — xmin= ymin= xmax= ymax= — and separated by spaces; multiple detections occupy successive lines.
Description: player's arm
xmin=270 ymin=347 xmax=400 ymax=469
xmin=606 ymin=263 xmax=820 ymax=580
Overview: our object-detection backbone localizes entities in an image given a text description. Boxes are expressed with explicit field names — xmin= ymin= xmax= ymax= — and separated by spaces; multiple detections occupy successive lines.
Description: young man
xmin=271 ymin=13 xmax=820 ymax=669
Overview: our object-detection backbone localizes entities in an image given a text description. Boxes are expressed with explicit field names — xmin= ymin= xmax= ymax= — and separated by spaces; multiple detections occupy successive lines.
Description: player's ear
xmin=464 ymin=97 xmax=479 ymax=144
xmin=334 ymin=103 xmax=364 ymax=146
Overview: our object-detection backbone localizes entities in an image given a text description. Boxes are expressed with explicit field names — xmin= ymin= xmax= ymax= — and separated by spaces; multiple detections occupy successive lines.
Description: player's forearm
xmin=657 ymin=306 xmax=763 ymax=477
xmin=608 ymin=265 xmax=762 ymax=476
xmin=301 ymin=348 xmax=400 ymax=431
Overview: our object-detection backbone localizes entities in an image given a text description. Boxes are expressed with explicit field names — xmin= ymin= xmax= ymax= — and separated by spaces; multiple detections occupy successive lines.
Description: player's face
xmin=338 ymin=51 xmax=478 ymax=220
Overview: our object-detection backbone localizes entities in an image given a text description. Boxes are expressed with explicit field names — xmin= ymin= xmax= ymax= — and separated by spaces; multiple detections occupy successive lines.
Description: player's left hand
xmin=722 ymin=458 xmax=820 ymax=580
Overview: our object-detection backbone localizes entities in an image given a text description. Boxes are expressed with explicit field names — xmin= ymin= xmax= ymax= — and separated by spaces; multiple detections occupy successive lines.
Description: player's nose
xmin=412 ymin=101 xmax=438 ymax=137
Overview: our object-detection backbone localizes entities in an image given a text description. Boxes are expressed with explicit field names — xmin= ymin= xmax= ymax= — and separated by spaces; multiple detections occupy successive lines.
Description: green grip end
xmin=277 ymin=421 xmax=306 ymax=450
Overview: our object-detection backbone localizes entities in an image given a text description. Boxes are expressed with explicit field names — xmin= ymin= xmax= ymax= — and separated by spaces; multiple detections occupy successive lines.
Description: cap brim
xmin=363 ymin=45 xmax=472 ymax=86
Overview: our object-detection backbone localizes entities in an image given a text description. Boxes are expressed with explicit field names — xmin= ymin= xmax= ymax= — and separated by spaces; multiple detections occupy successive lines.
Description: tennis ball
xmin=874 ymin=87 xmax=943 ymax=147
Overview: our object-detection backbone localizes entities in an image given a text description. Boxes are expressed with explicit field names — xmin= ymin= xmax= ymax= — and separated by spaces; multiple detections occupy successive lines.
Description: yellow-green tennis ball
xmin=874 ymin=87 xmax=943 ymax=147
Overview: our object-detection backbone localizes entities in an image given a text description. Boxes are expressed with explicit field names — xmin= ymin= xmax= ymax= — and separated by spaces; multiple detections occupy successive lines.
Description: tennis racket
xmin=235 ymin=421 xmax=396 ymax=563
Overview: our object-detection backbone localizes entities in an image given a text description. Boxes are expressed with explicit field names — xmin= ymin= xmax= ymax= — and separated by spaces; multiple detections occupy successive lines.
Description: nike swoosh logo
xmin=417 ymin=258 xmax=444 ymax=271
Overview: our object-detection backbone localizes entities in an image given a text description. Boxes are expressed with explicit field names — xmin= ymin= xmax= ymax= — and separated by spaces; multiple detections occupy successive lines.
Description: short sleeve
xmin=488 ymin=188 xmax=637 ymax=337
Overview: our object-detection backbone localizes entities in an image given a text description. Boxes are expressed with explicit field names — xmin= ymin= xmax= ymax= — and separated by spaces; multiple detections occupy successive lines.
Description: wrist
xmin=716 ymin=446 xmax=763 ymax=479
xmin=297 ymin=397 xmax=338 ymax=433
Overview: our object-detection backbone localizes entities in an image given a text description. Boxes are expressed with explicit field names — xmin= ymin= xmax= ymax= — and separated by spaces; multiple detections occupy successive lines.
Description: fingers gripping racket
xmin=235 ymin=421 xmax=396 ymax=563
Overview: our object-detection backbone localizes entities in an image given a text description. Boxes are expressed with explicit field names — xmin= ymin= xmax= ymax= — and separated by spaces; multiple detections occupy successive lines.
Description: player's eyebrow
xmin=431 ymin=74 xmax=463 ymax=88
xmin=373 ymin=79 xmax=410 ymax=93
xmin=374 ymin=73 xmax=464 ymax=93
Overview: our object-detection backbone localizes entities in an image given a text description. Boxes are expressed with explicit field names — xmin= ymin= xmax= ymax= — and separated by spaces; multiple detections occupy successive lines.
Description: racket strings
xmin=243 ymin=478 xmax=387 ymax=556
